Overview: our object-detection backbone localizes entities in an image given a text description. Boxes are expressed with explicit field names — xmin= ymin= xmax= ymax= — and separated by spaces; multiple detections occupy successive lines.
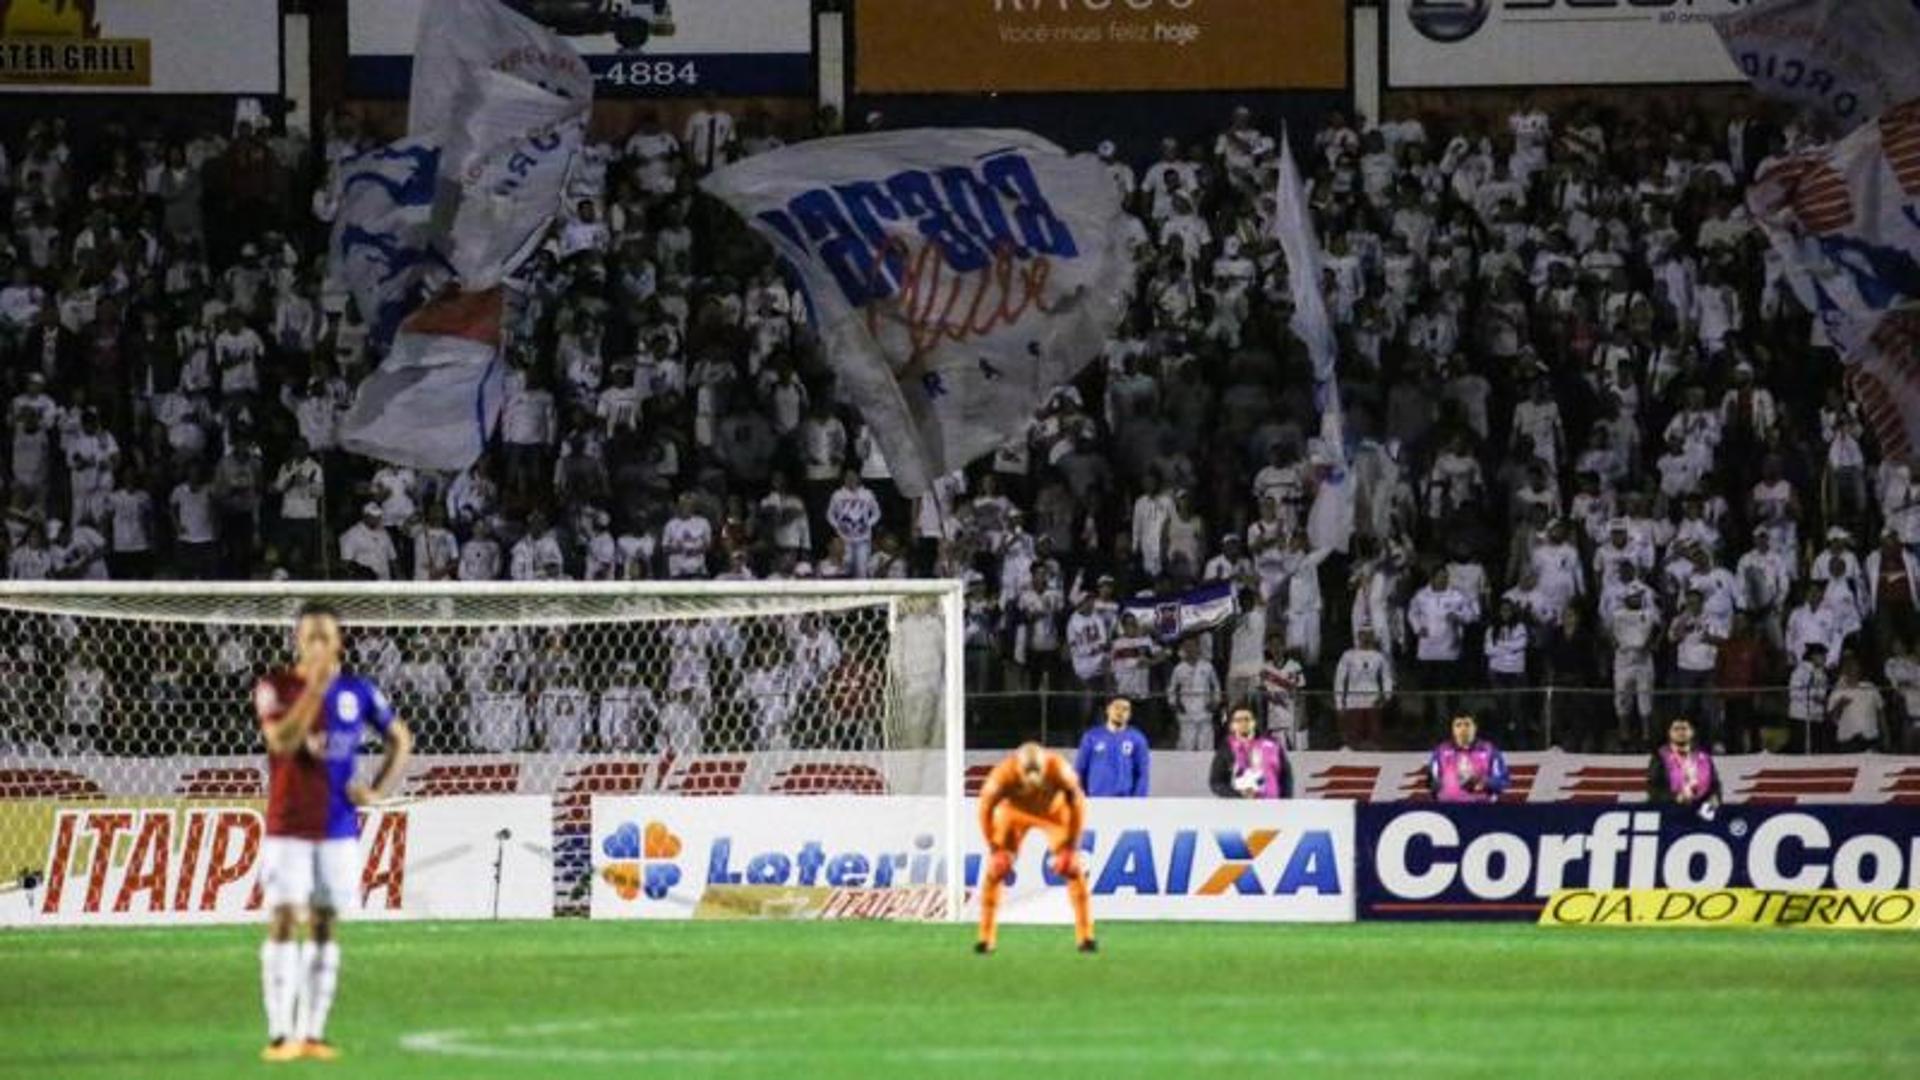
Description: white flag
xmin=1274 ymin=127 xmax=1352 ymax=552
xmin=700 ymin=129 xmax=1134 ymax=496
xmin=1714 ymin=0 xmax=1920 ymax=133
xmin=1750 ymin=100 xmax=1920 ymax=456
xmin=340 ymin=289 xmax=508 ymax=472
xmin=329 ymin=138 xmax=445 ymax=346
xmin=410 ymin=0 xmax=592 ymax=285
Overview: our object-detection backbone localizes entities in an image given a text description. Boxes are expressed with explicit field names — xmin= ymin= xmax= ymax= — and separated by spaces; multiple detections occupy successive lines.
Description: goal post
xmin=0 ymin=579 xmax=970 ymax=925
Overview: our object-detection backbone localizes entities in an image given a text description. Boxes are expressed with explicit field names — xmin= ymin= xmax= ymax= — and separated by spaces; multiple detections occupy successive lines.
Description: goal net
xmin=0 ymin=581 xmax=966 ymax=924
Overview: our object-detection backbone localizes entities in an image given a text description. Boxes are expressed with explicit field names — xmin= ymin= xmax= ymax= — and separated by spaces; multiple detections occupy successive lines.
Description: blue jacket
xmin=1075 ymin=725 xmax=1151 ymax=797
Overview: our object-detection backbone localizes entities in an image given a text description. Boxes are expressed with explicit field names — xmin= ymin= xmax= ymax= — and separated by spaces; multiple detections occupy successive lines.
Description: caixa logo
xmin=1050 ymin=827 xmax=1344 ymax=897
xmin=1372 ymin=810 xmax=1920 ymax=903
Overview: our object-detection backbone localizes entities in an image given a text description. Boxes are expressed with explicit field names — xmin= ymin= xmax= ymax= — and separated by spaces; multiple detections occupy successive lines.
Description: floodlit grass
xmin=1 ymin=920 xmax=1916 ymax=1078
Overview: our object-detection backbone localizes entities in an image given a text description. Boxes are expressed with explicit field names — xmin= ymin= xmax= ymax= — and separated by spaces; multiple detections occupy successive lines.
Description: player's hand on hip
xmin=346 ymin=782 xmax=377 ymax=807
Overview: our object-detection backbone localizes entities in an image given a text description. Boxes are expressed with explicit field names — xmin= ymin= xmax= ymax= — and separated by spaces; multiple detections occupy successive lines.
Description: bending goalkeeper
xmin=975 ymin=743 xmax=1095 ymax=954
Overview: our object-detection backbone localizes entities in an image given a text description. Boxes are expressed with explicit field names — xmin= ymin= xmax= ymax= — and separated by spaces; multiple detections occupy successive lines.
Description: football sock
xmin=978 ymin=875 xmax=1004 ymax=949
xmin=298 ymin=942 xmax=341 ymax=1042
xmin=261 ymin=940 xmax=300 ymax=1043
xmin=1067 ymin=871 xmax=1094 ymax=945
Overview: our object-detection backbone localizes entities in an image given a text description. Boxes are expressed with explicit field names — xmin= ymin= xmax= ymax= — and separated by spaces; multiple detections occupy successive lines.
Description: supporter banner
xmin=348 ymin=0 xmax=812 ymax=99
xmin=5 ymin=751 xmax=1919 ymax=805
xmin=1713 ymin=0 xmax=1920 ymax=133
xmin=854 ymin=0 xmax=1346 ymax=94
xmin=1749 ymin=101 xmax=1920 ymax=459
xmin=1356 ymin=804 xmax=1920 ymax=921
xmin=1540 ymin=888 xmax=1920 ymax=930
xmin=0 ymin=0 xmax=278 ymax=94
xmin=338 ymin=289 xmax=509 ymax=472
xmin=589 ymin=796 xmax=1355 ymax=922
xmin=0 ymin=797 xmax=553 ymax=927
xmin=1118 ymin=581 xmax=1237 ymax=643
xmin=1386 ymin=0 xmax=1746 ymax=88
xmin=701 ymin=129 xmax=1134 ymax=496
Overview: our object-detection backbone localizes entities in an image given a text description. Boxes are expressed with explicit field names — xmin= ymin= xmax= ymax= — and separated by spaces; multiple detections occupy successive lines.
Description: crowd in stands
xmin=2 ymin=95 xmax=1917 ymax=757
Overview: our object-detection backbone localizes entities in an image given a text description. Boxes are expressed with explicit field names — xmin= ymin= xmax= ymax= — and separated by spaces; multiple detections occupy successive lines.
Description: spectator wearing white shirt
xmin=338 ymin=502 xmax=397 ymax=581
xmin=684 ymin=99 xmax=737 ymax=174
xmin=509 ymin=512 xmax=567 ymax=581
xmin=105 ymin=466 xmax=154 ymax=579
xmin=271 ymin=441 xmax=324 ymax=576
xmin=1408 ymin=568 xmax=1475 ymax=725
xmin=826 ymin=471 xmax=882 ymax=577
xmin=658 ymin=683 xmax=709 ymax=755
xmin=534 ymin=670 xmax=591 ymax=753
xmin=1333 ymin=628 xmax=1394 ymax=750
xmin=662 ymin=494 xmax=713 ymax=579
xmin=1609 ymin=590 xmax=1662 ymax=745
xmin=1825 ymin=653 xmax=1884 ymax=754
xmin=458 ymin=520 xmax=503 ymax=581
xmin=759 ymin=471 xmax=811 ymax=557
xmin=169 ymin=465 xmax=219 ymax=579
xmin=1484 ymin=599 xmax=1533 ymax=742
xmin=1131 ymin=472 xmax=1176 ymax=578
xmin=1166 ymin=639 xmax=1222 ymax=751
xmin=500 ymin=372 xmax=557 ymax=501
xmin=470 ymin=666 xmax=529 ymax=752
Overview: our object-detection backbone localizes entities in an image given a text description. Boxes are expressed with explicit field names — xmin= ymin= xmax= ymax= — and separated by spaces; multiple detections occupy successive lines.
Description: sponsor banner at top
xmin=1357 ymin=803 xmax=1920 ymax=921
xmin=1388 ymin=0 xmax=1748 ymax=88
xmin=348 ymin=0 xmax=813 ymax=99
xmin=854 ymin=0 xmax=1347 ymax=94
xmin=0 ymin=0 xmax=279 ymax=94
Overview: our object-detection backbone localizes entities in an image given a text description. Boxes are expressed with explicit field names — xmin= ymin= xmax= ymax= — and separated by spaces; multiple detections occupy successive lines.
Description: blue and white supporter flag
xmin=699 ymin=129 xmax=1135 ymax=496
xmin=330 ymin=0 xmax=588 ymax=472
xmin=1119 ymin=582 xmax=1239 ymax=644
xmin=1713 ymin=0 xmax=1920 ymax=134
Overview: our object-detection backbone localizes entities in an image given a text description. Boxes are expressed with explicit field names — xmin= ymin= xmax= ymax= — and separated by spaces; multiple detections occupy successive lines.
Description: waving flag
xmin=332 ymin=0 xmax=588 ymax=472
xmin=1274 ymin=127 xmax=1353 ymax=552
xmin=1750 ymin=100 xmax=1920 ymax=456
xmin=1119 ymin=582 xmax=1239 ymax=644
xmin=339 ymin=289 xmax=507 ymax=472
xmin=699 ymin=129 xmax=1134 ymax=496
xmin=410 ymin=0 xmax=593 ymax=285
xmin=1713 ymin=0 xmax=1920 ymax=133
xmin=330 ymin=138 xmax=445 ymax=347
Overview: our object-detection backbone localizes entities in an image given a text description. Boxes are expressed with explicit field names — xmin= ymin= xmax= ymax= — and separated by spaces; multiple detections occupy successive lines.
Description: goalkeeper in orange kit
xmin=975 ymin=743 xmax=1095 ymax=954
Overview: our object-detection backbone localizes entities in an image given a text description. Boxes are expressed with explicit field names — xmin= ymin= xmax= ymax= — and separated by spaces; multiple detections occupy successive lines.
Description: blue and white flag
xmin=409 ymin=0 xmax=593 ymax=286
xmin=1119 ymin=582 xmax=1239 ymax=644
xmin=1714 ymin=0 xmax=1920 ymax=134
xmin=330 ymin=138 xmax=445 ymax=348
xmin=1750 ymin=100 xmax=1920 ymax=457
xmin=699 ymin=128 xmax=1134 ymax=496
xmin=339 ymin=288 xmax=507 ymax=472
xmin=332 ymin=0 xmax=588 ymax=472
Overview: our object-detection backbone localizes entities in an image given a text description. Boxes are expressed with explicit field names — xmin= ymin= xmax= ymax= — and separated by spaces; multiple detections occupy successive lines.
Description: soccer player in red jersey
xmin=975 ymin=742 xmax=1095 ymax=954
xmin=256 ymin=602 xmax=412 ymax=1062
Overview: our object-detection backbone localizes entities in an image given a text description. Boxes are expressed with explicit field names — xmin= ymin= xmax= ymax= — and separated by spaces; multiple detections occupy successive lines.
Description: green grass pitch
xmin=2 ymin=921 xmax=1916 ymax=1079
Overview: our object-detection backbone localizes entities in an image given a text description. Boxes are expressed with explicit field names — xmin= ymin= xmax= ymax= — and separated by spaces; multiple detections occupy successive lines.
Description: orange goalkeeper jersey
xmin=978 ymin=751 xmax=1086 ymax=847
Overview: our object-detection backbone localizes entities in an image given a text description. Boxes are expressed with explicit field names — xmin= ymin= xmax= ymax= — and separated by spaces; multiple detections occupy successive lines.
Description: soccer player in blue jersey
xmin=255 ymin=602 xmax=412 ymax=1062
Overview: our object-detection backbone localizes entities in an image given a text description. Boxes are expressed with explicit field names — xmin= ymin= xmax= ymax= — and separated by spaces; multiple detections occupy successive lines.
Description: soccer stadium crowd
xmin=1 ymin=98 xmax=1916 ymax=756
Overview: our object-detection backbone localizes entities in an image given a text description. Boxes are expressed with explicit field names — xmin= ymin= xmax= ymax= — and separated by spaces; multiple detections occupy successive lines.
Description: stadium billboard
xmin=0 ymin=0 xmax=280 ymax=94
xmin=590 ymin=796 xmax=1357 ymax=922
xmin=1 ymin=797 xmax=553 ymax=927
xmin=1356 ymin=804 xmax=1920 ymax=921
xmin=852 ymin=0 xmax=1348 ymax=94
xmin=1385 ymin=0 xmax=1748 ymax=88
xmin=347 ymin=0 xmax=813 ymax=99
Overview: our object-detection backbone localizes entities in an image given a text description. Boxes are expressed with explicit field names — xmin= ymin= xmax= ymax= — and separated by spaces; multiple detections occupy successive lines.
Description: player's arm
xmin=977 ymin=770 xmax=1007 ymax=846
xmin=349 ymin=716 xmax=413 ymax=806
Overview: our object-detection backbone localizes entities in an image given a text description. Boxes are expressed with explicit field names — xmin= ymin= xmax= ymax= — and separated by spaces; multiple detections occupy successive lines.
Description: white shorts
xmin=261 ymin=837 xmax=360 ymax=912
